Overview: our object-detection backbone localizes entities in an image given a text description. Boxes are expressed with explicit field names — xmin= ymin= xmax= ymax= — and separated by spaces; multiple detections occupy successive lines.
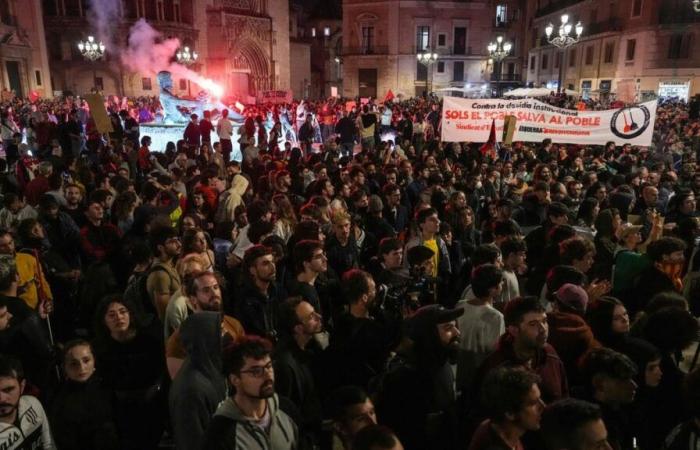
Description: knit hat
xmin=556 ymin=283 xmax=589 ymax=314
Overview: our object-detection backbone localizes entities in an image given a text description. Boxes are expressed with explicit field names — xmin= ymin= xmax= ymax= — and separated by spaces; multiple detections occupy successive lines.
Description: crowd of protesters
xmin=0 ymin=90 xmax=698 ymax=450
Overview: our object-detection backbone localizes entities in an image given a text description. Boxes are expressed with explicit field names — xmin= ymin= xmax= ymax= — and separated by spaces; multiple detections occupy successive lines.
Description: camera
xmin=375 ymin=271 xmax=436 ymax=317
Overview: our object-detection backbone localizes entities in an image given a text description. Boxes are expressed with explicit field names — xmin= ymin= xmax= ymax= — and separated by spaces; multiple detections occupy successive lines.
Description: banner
xmin=258 ymin=90 xmax=292 ymax=104
xmin=84 ymin=93 xmax=113 ymax=134
xmin=441 ymin=97 xmax=657 ymax=146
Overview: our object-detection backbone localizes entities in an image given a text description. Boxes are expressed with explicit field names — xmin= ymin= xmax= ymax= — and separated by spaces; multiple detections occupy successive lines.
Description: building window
xmin=554 ymin=52 xmax=561 ymax=68
xmin=541 ymin=54 xmax=548 ymax=69
xmin=569 ymin=48 xmax=576 ymax=67
xmin=585 ymin=46 xmax=594 ymax=65
xmin=589 ymin=9 xmax=598 ymax=24
xmin=311 ymin=27 xmax=316 ymax=37
xmin=668 ymin=34 xmax=691 ymax=59
xmin=437 ymin=61 xmax=445 ymax=73
xmin=496 ymin=4 xmax=507 ymax=26
xmin=95 ymin=77 xmax=104 ymax=90
xmin=531 ymin=28 xmax=538 ymax=48
xmin=35 ymin=70 xmax=42 ymax=86
xmin=179 ymin=79 xmax=187 ymax=90
xmin=361 ymin=26 xmax=374 ymax=53
xmin=453 ymin=27 xmax=466 ymax=55
xmin=324 ymin=27 xmax=331 ymax=36
xmin=437 ymin=33 xmax=446 ymax=47
xmin=173 ymin=1 xmax=181 ymax=22
xmin=156 ymin=0 xmax=164 ymax=20
xmin=604 ymin=42 xmax=614 ymax=63
xmin=631 ymin=0 xmax=642 ymax=17
xmin=416 ymin=26 xmax=430 ymax=51
xmin=530 ymin=55 xmax=536 ymax=71
xmin=626 ymin=39 xmax=636 ymax=61
xmin=453 ymin=61 xmax=464 ymax=81
xmin=142 ymin=77 xmax=152 ymax=90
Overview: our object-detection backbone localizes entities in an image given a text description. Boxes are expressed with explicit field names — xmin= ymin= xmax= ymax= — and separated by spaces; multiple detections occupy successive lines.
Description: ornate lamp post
xmin=694 ymin=0 xmax=700 ymax=12
xmin=417 ymin=49 xmax=439 ymax=96
xmin=77 ymin=36 xmax=105 ymax=92
xmin=487 ymin=36 xmax=512 ymax=97
xmin=545 ymin=14 xmax=583 ymax=93
xmin=176 ymin=46 xmax=198 ymax=96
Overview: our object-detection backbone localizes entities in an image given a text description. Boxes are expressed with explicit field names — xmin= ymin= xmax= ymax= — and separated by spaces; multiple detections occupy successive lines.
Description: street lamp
xmin=694 ymin=0 xmax=700 ymax=12
xmin=176 ymin=46 xmax=198 ymax=96
xmin=487 ymin=36 xmax=512 ymax=97
xmin=417 ymin=49 xmax=439 ymax=96
xmin=77 ymin=36 xmax=105 ymax=92
xmin=545 ymin=14 xmax=583 ymax=93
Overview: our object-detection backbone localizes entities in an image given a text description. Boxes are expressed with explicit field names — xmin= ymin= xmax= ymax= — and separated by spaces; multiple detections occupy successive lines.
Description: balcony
xmin=494 ymin=20 xmax=509 ymax=29
xmin=343 ymin=46 xmax=389 ymax=56
xmin=490 ymin=73 xmax=522 ymax=82
xmin=534 ymin=0 xmax=586 ymax=18
xmin=411 ymin=46 xmax=475 ymax=56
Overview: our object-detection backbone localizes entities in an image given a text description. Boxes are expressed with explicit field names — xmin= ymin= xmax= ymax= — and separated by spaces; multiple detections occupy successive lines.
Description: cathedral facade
xmin=42 ymin=0 xmax=291 ymax=98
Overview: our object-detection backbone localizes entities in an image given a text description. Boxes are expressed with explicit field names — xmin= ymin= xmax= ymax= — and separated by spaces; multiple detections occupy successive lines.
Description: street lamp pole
xmin=487 ymin=36 xmax=512 ymax=98
xmin=545 ymin=14 xmax=583 ymax=94
xmin=77 ymin=36 xmax=105 ymax=92
xmin=694 ymin=0 xmax=700 ymax=12
xmin=176 ymin=46 xmax=199 ymax=97
xmin=417 ymin=49 xmax=439 ymax=97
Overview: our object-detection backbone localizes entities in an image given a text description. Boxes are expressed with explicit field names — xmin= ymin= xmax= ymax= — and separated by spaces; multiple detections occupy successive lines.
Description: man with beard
xmin=166 ymin=271 xmax=244 ymax=379
xmin=147 ymin=226 xmax=182 ymax=320
xmin=61 ymin=184 xmax=85 ymax=228
xmin=201 ymin=336 xmax=298 ymax=450
xmin=0 ymin=355 xmax=56 ymax=449
xmin=274 ymin=297 xmax=324 ymax=446
xmin=376 ymin=304 xmax=463 ymax=450
xmin=475 ymin=296 xmax=568 ymax=405
xmin=541 ymin=399 xmax=612 ymax=450
xmin=235 ymin=245 xmax=281 ymax=340
xmin=328 ymin=269 xmax=401 ymax=391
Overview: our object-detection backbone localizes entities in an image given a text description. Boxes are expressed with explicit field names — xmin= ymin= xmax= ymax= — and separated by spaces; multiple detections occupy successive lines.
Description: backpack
xmin=123 ymin=264 xmax=174 ymax=320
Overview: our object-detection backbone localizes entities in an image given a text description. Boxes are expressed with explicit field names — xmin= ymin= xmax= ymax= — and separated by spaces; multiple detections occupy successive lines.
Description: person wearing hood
xmin=216 ymin=174 xmax=249 ymax=223
xmin=607 ymin=188 xmax=635 ymax=222
xmin=376 ymin=304 xmax=463 ymax=450
xmin=592 ymin=208 xmax=622 ymax=281
xmin=201 ymin=336 xmax=298 ymax=450
xmin=546 ymin=283 xmax=600 ymax=384
xmin=169 ymin=311 xmax=228 ymax=450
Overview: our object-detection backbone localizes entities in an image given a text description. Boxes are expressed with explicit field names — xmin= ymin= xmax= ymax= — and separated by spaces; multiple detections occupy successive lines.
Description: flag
xmin=480 ymin=119 xmax=499 ymax=159
xmin=384 ymin=90 xmax=395 ymax=103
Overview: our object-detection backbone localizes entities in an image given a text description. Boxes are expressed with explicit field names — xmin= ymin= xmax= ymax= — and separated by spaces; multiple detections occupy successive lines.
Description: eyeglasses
xmin=239 ymin=361 xmax=274 ymax=378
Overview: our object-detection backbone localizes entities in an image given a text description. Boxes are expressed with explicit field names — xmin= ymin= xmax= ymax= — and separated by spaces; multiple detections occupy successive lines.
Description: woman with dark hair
xmin=92 ymin=295 xmax=166 ymax=450
xmin=641 ymin=307 xmax=699 ymax=448
xmin=575 ymin=197 xmax=599 ymax=230
xmin=666 ymin=190 xmax=697 ymax=224
xmin=178 ymin=213 xmax=203 ymax=235
xmin=181 ymin=227 xmax=215 ymax=272
xmin=618 ymin=338 xmax=664 ymax=450
xmin=49 ymin=339 xmax=120 ymax=450
xmin=585 ymin=182 xmax=609 ymax=209
xmin=112 ymin=191 xmax=139 ymax=234
xmin=586 ymin=296 xmax=630 ymax=350
xmin=592 ymin=208 xmax=622 ymax=280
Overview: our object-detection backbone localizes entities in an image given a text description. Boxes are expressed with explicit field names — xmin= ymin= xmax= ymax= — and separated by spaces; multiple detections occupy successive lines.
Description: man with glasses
xmin=202 ymin=336 xmax=298 ymax=450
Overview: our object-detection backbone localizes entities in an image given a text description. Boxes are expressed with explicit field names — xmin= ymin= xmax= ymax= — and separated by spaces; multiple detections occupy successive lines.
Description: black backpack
xmin=123 ymin=264 xmax=174 ymax=320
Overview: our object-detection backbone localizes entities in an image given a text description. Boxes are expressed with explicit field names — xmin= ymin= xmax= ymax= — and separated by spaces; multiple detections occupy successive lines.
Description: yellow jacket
xmin=16 ymin=253 xmax=53 ymax=309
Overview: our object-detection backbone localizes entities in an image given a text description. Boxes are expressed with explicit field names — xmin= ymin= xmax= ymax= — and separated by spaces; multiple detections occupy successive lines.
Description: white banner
xmin=441 ymin=97 xmax=657 ymax=146
xmin=258 ymin=90 xmax=293 ymax=104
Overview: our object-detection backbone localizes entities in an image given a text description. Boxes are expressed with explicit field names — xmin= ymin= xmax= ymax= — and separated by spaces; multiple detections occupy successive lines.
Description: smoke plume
xmin=87 ymin=0 xmax=120 ymax=51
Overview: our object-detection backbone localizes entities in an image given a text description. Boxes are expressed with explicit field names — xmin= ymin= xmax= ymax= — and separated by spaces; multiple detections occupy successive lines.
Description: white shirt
xmin=217 ymin=118 xmax=233 ymax=140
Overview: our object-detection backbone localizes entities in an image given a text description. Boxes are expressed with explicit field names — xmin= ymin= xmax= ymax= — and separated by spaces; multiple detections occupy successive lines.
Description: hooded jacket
xmin=593 ymin=209 xmax=618 ymax=280
xmin=169 ymin=312 xmax=227 ymax=450
xmin=547 ymin=309 xmax=600 ymax=383
xmin=216 ymin=174 xmax=249 ymax=223
xmin=201 ymin=394 xmax=298 ymax=450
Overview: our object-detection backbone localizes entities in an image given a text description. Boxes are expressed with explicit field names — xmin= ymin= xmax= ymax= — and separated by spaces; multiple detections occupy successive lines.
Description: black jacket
xmin=169 ymin=312 xmax=227 ymax=450
xmin=234 ymin=281 xmax=280 ymax=340
xmin=49 ymin=376 xmax=119 ymax=450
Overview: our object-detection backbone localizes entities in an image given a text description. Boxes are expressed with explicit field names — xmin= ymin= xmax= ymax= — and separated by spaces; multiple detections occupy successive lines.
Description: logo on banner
xmin=610 ymin=105 xmax=651 ymax=139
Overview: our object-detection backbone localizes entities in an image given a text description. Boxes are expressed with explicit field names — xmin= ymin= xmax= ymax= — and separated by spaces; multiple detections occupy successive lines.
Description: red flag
xmin=384 ymin=90 xmax=395 ymax=102
xmin=479 ymin=119 xmax=498 ymax=159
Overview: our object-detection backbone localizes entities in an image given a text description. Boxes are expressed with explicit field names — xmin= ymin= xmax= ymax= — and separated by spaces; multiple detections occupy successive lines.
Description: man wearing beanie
xmin=547 ymin=283 xmax=600 ymax=383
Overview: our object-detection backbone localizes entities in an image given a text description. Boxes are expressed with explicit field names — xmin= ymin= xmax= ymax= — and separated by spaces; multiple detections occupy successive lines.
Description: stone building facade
xmin=0 ymin=0 xmax=51 ymax=98
xmin=525 ymin=0 xmax=700 ymax=101
xmin=341 ymin=0 xmax=527 ymax=99
xmin=43 ymin=0 xmax=292 ymax=98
